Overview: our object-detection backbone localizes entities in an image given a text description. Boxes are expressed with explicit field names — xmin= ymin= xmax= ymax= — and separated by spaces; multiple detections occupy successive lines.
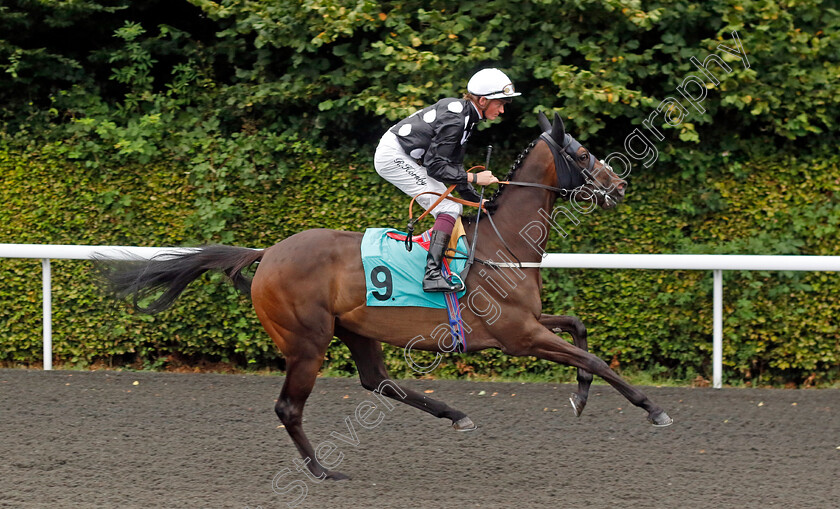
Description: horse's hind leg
xmin=539 ymin=314 xmax=592 ymax=417
xmin=336 ymin=327 xmax=476 ymax=431
xmin=260 ymin=319 xmax=349 ymax=481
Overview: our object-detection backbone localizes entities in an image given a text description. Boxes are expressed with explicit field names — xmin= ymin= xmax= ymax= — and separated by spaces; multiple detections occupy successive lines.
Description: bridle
xmin=472 ymin=134 xmax=585 ymax=270
xmin=465 ymin=117 xmax=618 ymax=271
xmin=499 ymin=129 xmax=601 ymax=202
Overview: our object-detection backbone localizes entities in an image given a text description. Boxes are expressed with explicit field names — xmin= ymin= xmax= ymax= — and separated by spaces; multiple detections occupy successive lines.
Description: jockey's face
xmin=478 ymin=97 xmax=510 ymax=120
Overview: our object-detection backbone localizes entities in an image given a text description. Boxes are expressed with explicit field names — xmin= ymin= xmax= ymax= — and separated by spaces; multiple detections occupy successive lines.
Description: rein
xmin=402 ymin=127 xmax=602 ymax=270
xmin=404 ymin=165 xmax=486 ymax=251
xmin=496 ymin=180 xmax=572 ymax=198
xmin=406 ymin=169 xmax=486 ymax=224
xmin=466 ymin=133 xmax=595 ymax=270
xmin=493 ymin=131 xmax=597 ymax=199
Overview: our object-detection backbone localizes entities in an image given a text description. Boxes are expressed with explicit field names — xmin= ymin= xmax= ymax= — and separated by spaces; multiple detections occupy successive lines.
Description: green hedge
xmin=1 ymin=148 xmax=837 ymax=385
xmin=3 ymin=1 xmax=839 ymax=165
xmin=1 ymin=1 xmax=838 ymax=385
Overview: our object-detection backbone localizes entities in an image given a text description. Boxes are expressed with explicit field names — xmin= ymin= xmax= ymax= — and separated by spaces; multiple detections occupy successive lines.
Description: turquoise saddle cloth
xmin=361 ymin=228 xmax=468 ymax=308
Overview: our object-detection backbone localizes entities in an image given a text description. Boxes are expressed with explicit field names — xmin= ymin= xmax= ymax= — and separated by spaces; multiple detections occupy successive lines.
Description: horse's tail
xmin=96 ymin=245 xmax=265 ymax=314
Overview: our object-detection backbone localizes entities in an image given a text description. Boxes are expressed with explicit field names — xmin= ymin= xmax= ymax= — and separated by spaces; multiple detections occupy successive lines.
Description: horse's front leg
xmin=539 ymin=314 xmax=592 ymax=417
xmin=506 ymin=326 xmax=673 ymax=426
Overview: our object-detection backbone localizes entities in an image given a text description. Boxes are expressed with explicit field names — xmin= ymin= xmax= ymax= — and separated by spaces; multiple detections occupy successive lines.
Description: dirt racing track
xmin=1 ymin=369 xmax=837 ymax=508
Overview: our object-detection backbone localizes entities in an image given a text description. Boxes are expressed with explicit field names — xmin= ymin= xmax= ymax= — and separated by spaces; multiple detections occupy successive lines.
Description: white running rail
xmin=0 ymin=244 xmax=198 ymax=371
xmin=2 ymin=244 xmax=839 ymax=387
xmin=540 ymin=254 xmax=840 ymax=387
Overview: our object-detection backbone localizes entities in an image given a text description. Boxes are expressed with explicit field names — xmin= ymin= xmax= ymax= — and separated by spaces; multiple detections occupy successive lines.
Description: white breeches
xmin=373 ymin=131 xmax=462 ymax=219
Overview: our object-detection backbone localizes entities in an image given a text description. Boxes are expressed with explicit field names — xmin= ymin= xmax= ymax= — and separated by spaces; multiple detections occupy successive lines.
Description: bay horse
xmin=100 ymin=113 xmax=672 ymax=480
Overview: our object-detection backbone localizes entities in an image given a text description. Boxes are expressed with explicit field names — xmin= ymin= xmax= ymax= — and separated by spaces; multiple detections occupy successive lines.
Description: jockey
xmin=374 ymin=68 xmax=521 ymax=293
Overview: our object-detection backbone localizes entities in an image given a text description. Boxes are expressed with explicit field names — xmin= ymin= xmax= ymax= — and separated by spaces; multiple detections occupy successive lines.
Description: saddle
xmin=360 ymin=223 xmax=468 ymax=309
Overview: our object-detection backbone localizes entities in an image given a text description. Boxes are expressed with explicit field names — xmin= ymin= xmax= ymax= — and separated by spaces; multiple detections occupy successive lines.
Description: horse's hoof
xmin=569 ymin=393 xmax=586 ymax=417
xmin=326 ymin=470 xmax=350 ymax=481
xmin=648 ymin=410 xmax=674 ymax=427
xmin=453 ymin=416 xmax=477 ymax=431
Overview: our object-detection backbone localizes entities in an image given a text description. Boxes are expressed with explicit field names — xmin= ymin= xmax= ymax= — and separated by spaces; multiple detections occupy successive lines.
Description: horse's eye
xmin=578 ymin=153 xmax=587 ymax=161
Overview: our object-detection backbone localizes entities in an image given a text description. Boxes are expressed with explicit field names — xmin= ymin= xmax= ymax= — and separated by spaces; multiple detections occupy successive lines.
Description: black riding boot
xmin=423 ymin=231 xmax=465 ymax=293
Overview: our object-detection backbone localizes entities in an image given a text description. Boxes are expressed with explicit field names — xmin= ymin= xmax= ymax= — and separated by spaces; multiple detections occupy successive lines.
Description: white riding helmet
xmin=467 ymin=68 xmax=521 ymax=100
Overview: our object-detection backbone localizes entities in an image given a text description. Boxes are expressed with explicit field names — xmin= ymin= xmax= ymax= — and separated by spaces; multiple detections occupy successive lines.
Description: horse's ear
xmin=551 ymin=113 xmax=566 ymax=144
xmin=537 ymin=111 xmax=552 ymax=134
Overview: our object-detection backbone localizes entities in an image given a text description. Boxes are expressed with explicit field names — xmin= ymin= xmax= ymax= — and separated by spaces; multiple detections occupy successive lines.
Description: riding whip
xmin=462 ymin=145 xmax=492 ymax=277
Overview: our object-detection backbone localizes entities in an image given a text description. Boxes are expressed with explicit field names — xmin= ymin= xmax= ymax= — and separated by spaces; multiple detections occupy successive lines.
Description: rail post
xmin=42 ymin=258 xmax=52 ymax=371
xmin=713 ymin=269 xmax=723 ymax=388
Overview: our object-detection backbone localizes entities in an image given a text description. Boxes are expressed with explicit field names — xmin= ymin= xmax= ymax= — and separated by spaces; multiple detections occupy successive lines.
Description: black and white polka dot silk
xmin=389 ymin=98 xmax=482 ymax=192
